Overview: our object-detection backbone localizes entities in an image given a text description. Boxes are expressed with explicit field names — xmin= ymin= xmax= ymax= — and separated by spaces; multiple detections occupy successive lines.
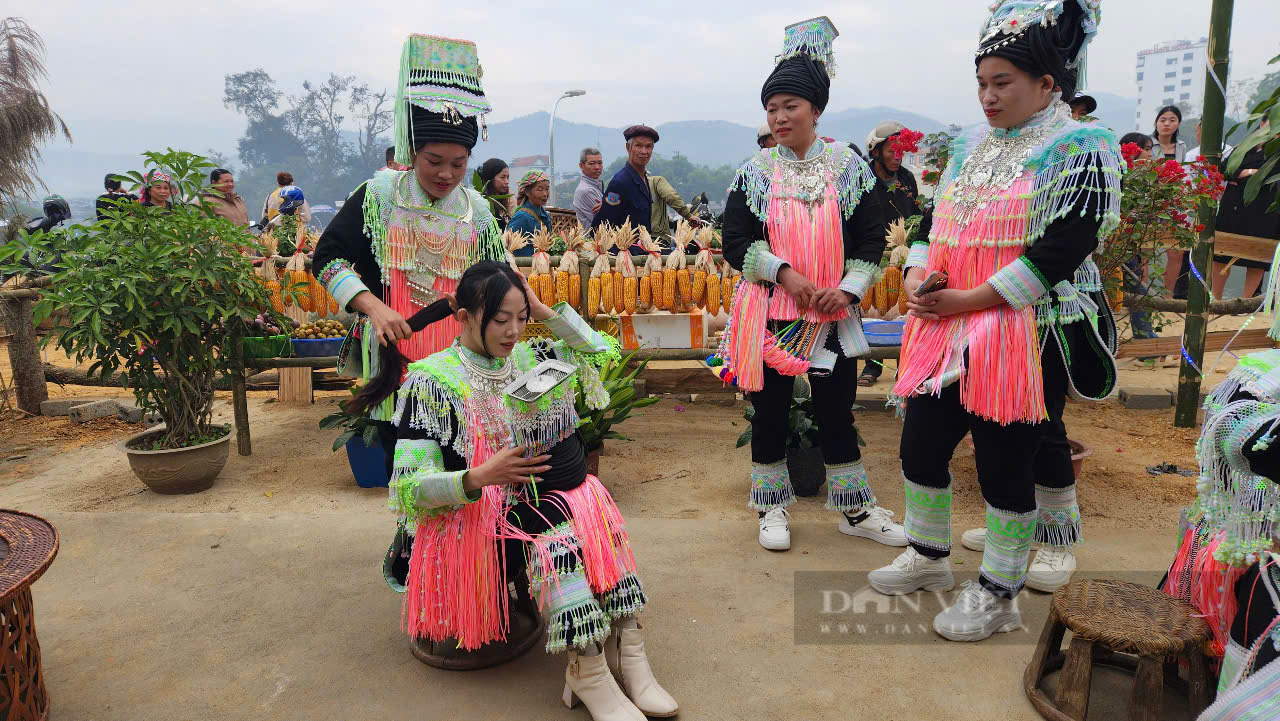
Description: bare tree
xmin=350 ymin=83 xmax=393 ymax=171
xmin=223 ymin=68 xmax=282 ymax=122
xmin=0 ymin=17 xmax=71 ymax=203
xmin=292 ymin=74 xmax=353 ymax=169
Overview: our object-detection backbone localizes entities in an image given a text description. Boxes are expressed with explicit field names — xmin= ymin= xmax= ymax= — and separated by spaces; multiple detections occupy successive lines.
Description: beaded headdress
xmin=393 ymin=34 xmax=492 ymax=165
xmin=976 ymin=1 xmax=1100 ymax=61
xmin=776 ymin=16 xmax=839 ymax=78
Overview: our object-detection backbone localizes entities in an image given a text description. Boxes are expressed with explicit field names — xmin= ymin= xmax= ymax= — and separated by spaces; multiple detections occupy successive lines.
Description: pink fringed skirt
xmin=402 ymin=474 xmax=644 ymax=651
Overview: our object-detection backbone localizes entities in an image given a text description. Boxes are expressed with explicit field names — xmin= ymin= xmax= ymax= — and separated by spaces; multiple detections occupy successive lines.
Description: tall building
xmin=1135 ymin=38 xmax=1208 ymax=132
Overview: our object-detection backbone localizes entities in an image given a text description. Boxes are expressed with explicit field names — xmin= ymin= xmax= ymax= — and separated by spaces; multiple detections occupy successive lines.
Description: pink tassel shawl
xmin=892 ymin=175 xmax=1046 ymax=425
xmin=723 ymin=176 xmax=847 ymax=391
xmin=383 ymin=269 xmax=461 ymax=362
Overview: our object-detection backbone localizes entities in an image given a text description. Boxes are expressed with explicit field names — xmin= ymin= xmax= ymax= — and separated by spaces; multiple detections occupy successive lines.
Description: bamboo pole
xmin=1175 ymin=0 xmax=1234 ymax=428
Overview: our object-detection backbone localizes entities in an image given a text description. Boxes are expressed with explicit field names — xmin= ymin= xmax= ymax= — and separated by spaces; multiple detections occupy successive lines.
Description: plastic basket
xmin=291 ymin=337 xmax=345 ymax=357
xmin=862 ymin=319 xmax=905 ymax=347
xmin=242 ymin=334 xmax=292 ymax=359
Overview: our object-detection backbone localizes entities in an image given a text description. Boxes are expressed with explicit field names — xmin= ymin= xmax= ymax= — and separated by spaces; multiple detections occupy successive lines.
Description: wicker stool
xmin=1024 ymin=579 xmax=1211 ymax=721
xmin=411 ymin=578 xmax=547 ymax=671
xmin=0 ymin=510 xmax=60 ymax=721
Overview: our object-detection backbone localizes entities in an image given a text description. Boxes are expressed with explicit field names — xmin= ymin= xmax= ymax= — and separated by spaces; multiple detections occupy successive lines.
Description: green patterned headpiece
xmin=394 ymin=34 xmax=492 ymax=165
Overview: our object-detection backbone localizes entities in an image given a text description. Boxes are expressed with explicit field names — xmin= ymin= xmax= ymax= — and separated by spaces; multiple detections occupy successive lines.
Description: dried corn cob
xmin=663 ymin=269 xmax=676 ymax=310
xmin=677 ymin=267 xmax=693 ymax=306
xmin=623 ymin=277 xmax=638 ymax=314
xmin=310 ymin=276 xmax=328 ymax=317
xmin=860 ymin=286 xmax=874 ymax=312
xmin=882 ymin=266 xmax=902 ymax=308
xmin=639 ymin=275 xmax=652 ymax=308
xmin=874 ymin=277 xmax=891 ymax=315
xmin=705 ymin=271 xmax=721 ymax=314
xmin=614 ymin=271 xmax=624 ymax=313
xmin=267 ymin=279 xmax=284 ymax=312
xmin=587 ymin=276 xmax=601 ymax=319
xmin=601 ymin=270 xmax=615 ymax=315
xmin=722 ymin=273 xmax=734 ymax=314
xmin=555 ymin=270 xmax=570 ymax=305
xmin=329 ymin=297 xmax=339 ymax=315
xmin=569 ymin=276 xmax=581 ymax=309
xmin=898 ymin=286 xmax=910 ymax=315
xmin=691 ymin=268 xmax=707 ymax=306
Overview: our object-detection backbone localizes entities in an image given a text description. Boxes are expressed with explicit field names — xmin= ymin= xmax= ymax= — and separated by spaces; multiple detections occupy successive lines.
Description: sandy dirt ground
xmin=0 ymin=309 xmax=1260 ymax=720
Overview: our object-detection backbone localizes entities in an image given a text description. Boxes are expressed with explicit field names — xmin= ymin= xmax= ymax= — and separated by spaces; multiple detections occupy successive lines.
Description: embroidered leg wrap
xmin=825 ymin=460 xmax=876 ymax=512
xmin=980 ymin=504 xmax=1038 ymax=595
xmin=598 ymin=572 xmax=648 ymax=620
xmin=1033 ymin=484 xmax=1082 ymax=548
xmin=530 ymin=524 xmax=611 ymax=654
xmin=903 ymin=476 xmax=951 ymax=553
xmin=750 ymin=460 xmax=794 ymax=511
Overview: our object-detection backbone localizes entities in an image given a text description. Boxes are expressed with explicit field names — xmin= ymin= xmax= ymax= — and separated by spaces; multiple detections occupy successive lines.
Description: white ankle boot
xmin=604 ymin=622 xmax=679 ymax=717
xmin=563 ymin=647 xmax=647 ymax=721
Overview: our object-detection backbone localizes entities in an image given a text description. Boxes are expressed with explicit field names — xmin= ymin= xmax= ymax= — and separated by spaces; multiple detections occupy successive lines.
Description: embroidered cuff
xmin=742 ymin=240 xmax=787 ymax=284
xmin=542 ymin=302 xmax=609 ymax=353
xmin=987 ymin=257 xmax=1049 ymax=311
xmin=319 ymin=258 xmax=369 ymax=312
xmin=837 ymin=259 xmax=881 ymax=302
xmin=389 ymin=439 xmax=479 ymax=519
xmin=905 ymin=242 xmax=930 ymax=271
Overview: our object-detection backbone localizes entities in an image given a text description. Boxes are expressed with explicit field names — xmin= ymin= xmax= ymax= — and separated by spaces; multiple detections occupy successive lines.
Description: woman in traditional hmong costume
xmin=1160 ymin=349 xmax=1280 ymax=720
xmin=870 ymin=0 xmax=1122 ymax=642
xmin=347 ymin=261 xmax=677 ymax=721
xmin=716 ymin=16 xmax=906 ymax=554
xmin=312 ymin=34 xmax=505 ymax=473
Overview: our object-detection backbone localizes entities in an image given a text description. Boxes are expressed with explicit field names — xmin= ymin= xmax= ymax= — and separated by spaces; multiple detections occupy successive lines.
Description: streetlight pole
xmin=548 ymin=89 xmax=586 ymax=207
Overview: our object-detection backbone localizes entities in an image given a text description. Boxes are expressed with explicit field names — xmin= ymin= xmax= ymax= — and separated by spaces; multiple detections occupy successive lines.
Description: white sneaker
xmin=933 ymin=581 xmax=1022 ymax=642
xmin=867 ymin=547 xmax=955 ymax=596
xmin=960 ymin=527 xmax=986 ymax=551
xmin=1025 ymin=547 xmax=1077 ymax=592
xmin=960 ymin=527 xmax=1042 ymax=553
xmin=839 ymin=506 xmax=907 ymax=547
xmin=758 ymin=507 xmax=791 ymax=551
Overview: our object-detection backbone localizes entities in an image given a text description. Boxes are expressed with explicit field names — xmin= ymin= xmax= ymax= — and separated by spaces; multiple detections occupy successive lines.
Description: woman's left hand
xmin=517 ymin=273 xmax=556 ymax=321
xmin=813 ymin=288 xmax=854 ymax=316
xmin=907 ymin=288 xmax=978 ymax=320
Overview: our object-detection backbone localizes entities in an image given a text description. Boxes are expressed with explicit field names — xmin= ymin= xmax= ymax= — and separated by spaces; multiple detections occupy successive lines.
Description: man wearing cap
xmin=757 ymin=123 xmax=776 ymax=149
xmin=1068 ymin=93 xmax=1096 ymax=120
xmin=592 ymin=124 xmax=660 ymax=233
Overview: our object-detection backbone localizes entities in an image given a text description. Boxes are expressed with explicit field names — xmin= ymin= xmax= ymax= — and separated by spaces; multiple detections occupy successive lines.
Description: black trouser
xmin=1034 ymin=347 xmax=1075 ymax=492
xmin=749 ymin=333 xmax=861 ymax=467
xmin=861 ymin=359 xmax=883 ymax=379
xmin=375 ymin=420 xmax=398 ymax=481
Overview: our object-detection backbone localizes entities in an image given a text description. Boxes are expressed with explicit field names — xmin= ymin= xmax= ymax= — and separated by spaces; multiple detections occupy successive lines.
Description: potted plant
xmin=575 ymin=349 xmax=659 ymax=477
xmin=0 ymin=150 xmax=294 ymax=493
xmin=735 ymin=376 xmax=865 ymax=497
xmin=319 ymin=387 xmax=388 ymax=488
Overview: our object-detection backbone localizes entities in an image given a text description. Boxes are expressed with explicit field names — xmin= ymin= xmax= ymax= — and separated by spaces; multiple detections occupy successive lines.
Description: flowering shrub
xmin=920 ymin=130 xmax=955 ymax=187
xmin=1095 ymin=147 xmax=1226 ymax=321
xmin=889 ymin=128 xmax=924 ymax=159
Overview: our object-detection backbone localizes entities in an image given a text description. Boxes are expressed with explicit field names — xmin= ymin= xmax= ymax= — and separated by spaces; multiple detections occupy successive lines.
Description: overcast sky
xmin=22 ymin=0 xmax=1280 ymax=158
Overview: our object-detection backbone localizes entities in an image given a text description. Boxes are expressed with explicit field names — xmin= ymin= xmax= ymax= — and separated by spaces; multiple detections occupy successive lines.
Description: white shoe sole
xmin=867 ymin=570 xmax=955 ymax=596
xmin=934 ymin=611 xmax=1022 ymax=642
xmin=1025 ymin=572 xmax=1074 ymax=593
xmin=960 ymin=531 xmax=985 ymax=552
xmin=759 ymin=534 xmax=790 ymax=551
xmin=839 ymin=523 xmax=909 ymax=547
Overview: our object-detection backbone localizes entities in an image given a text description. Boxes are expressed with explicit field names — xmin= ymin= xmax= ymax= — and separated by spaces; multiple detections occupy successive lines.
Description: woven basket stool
xmin=410 ymin=575 xmax=547 ymax=671
xmin=1024 ymin=579 xmax=1211 ymax=721
xmin=0 ymin=510 xmax=60 ymax=721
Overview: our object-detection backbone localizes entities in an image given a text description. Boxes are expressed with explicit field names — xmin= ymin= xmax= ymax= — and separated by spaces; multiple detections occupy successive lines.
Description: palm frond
xmin=0 ymin=17 xmax=71 ymax=201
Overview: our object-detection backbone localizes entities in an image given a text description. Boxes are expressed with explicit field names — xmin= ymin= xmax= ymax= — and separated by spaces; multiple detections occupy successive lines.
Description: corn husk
xmin=691 ymin=226 xmax=718 ymax=309
xmin=529 ymin=229 xmax=556 ymax=306
xmin=613 ymin=221 xmax=639 ymax=314
xmin=886 ymin=218 xmax=911 ymax=268
xmin=503 ymin=229 xmax=529 ymax=272
xmin=556 ymin=228 xmax=586 ymax=306
xmin=635 ymin=228 xmax=664 ymax=313
xmin=586 ymin=228 xmax=615 ymax=318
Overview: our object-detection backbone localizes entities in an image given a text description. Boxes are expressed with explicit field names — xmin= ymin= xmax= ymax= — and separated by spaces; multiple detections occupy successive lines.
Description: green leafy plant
xmin=1227 ymin=52 xmax=1280 ymax=213
xmin=575 ymin=349 xmax=659 ymax=451
xmin=318 ymin=387 xmax=380 ymax=451
xmin=734 ymin=377 xmax=864 ymax=450
xmin=0 ymin=149 xmax=297 ymax=449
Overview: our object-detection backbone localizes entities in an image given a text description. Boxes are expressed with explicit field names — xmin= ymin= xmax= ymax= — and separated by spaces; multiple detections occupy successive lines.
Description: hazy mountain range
xmin=32 ymin=94 xmax=1139 ymax=204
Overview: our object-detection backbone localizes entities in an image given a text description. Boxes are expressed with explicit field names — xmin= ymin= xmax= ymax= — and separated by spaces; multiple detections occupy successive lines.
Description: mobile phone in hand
xmin=917 ymin=270 xmax=949 ymax=295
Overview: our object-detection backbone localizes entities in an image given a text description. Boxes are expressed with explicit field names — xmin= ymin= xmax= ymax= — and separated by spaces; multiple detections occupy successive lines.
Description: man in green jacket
xmin=648 ymin=174 xmax=699 ymax=248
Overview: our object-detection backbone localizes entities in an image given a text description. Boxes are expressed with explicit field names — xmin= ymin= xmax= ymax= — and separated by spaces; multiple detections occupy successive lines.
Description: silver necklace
xmin=774 ymin=147 xmax=831 ymax=207
xmin=950 ymin=101 xmax=1068 ymax=224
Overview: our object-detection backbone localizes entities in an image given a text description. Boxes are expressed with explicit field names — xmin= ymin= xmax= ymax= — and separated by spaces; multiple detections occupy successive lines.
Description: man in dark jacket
xmin=592 ymin=124 xmax=659 ymax=234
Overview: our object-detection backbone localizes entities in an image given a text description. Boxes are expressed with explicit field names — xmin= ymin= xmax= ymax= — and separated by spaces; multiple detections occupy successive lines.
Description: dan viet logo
xmin=794 ymin=572 xmax=1034 ymax=645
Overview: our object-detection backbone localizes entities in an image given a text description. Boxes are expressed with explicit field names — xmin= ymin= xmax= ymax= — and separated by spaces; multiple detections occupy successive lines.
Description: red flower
xmin=1121 ymin=142 xmax=1142 ymax=163
xmin=890 ymin=128 xmax=924 ymax=159
xmin=1195 ymin=224 xmax=1206 ymax=232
